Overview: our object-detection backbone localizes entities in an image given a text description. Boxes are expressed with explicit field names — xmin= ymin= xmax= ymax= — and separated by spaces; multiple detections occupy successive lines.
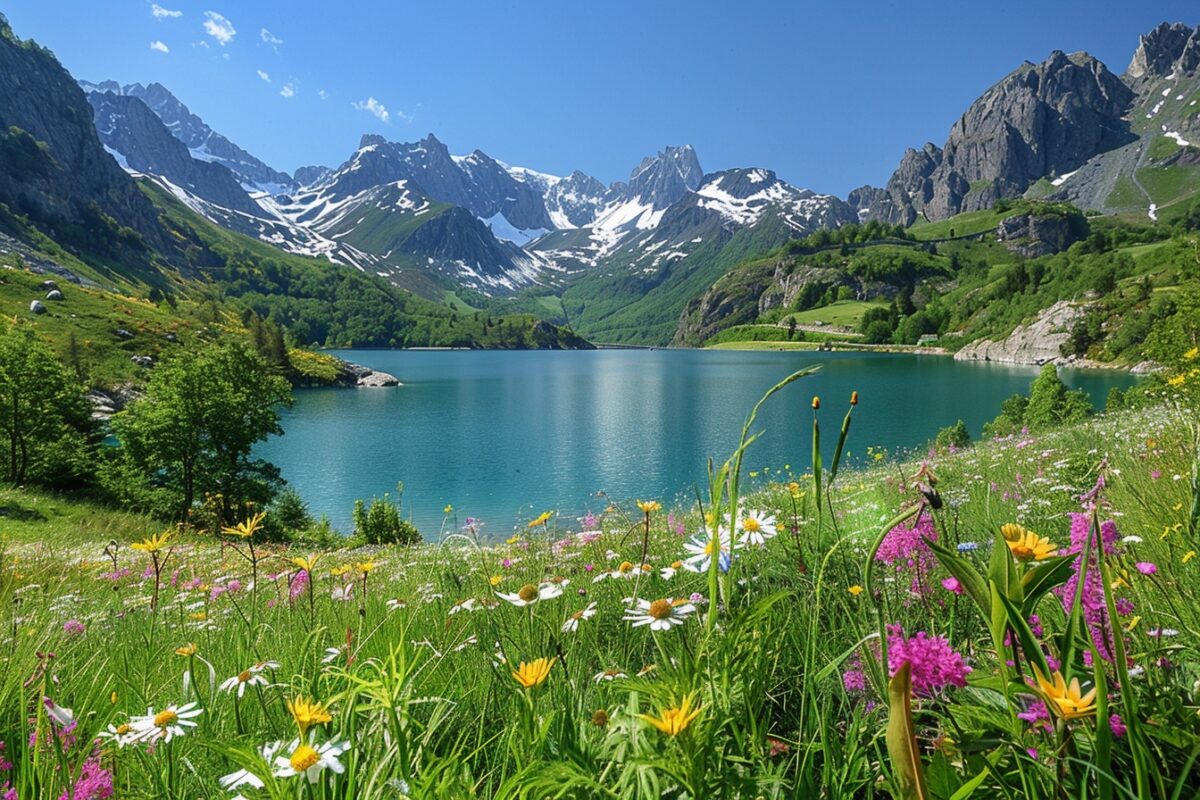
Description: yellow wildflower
xmin=1035 ymin=670 xmax=1096 ymax=719
xmin=221 ymin=511 xmax=267 ymax=539
xmin=636 ymin=500 xmax=662 ymax=514
xmin=638 ymin=693 xmax=703 ymax=736
xmin=286 ymin=697 xmax=332 ymax=736
xmin=1002 ymin=524 xmax=1057 ymax=562
xmin=848 ymin=585 xmax=863 ymax=597
xmin=175 ymin=643 xmax=197 ymax=657
xmin=292 ymin=554 xmax=321 ymax=573
xmin=527 ymin=511 xmax=554 ymax=529
xmin=1183 ymin=550 xmax=1196 ymax=564
xmin=511 ymin=657 xmax=554 ymax=689
xmin=131 ymin=531 xmax=172 ymax=554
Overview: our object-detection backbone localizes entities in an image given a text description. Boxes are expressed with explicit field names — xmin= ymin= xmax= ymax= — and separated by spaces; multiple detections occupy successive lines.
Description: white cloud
xmin=257 ymin=69 xmax=271 ymax=83
xmin=317 ymin=89 xmax=328 ymax=101
xmin=260 ymin=28 xmax=283 ymax=49
xmin=352 ymin=96 xmax=390 ymax=123
xmin=149 ymin=40 xmax=170 ymax=53
xmin=280 ymin=82 xmax=296 ymax=99
xmin=202 ymin=11 xmax=236 ymax=45
xmin=151 ymin=4 xmax=182 ymax=19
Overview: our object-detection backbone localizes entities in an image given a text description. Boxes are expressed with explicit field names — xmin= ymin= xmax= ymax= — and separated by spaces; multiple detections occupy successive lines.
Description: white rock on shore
xmin=357 ymin=370 xmax=401 ymax=387
xmin=953 ymin=300 xmax=1085 ymax=367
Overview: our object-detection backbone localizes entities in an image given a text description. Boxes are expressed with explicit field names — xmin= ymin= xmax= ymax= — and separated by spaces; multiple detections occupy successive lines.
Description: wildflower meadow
xmin=2 ymin=367 xmax=1200 ymax=799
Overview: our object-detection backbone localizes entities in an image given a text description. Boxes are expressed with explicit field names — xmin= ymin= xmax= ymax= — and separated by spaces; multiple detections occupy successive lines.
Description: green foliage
xmin=983 ymin=365 xmax=1093 ymax=438
xmin=352 ymin=492 xmax=421 ymax=546
xmin=934 ymin=419 xmax=971 ymax=450
xmin=108 ymin=338 xmax=292 ymax=522
xmin=0 ymin=322 xmax=94 ymax=486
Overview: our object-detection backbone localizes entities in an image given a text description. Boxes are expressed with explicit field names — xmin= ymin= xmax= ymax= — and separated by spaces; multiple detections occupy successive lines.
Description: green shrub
xmin=352 ymin=493 xmax=421 ymax=546
xmin=934 ymin=420 xmax=971 ymax=450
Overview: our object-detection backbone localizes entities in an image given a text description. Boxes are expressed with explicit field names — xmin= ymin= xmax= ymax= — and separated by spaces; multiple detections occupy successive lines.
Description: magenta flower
xmin=1055 ymin=513 xmax=1130 ymax=662
xmin=1135 ymin=562 xmax=1157 ymax=575
xmin=941 ymin=577 xmax=963 ymax=595
xmin=1109 ymin=714 xmax=1126 ymax=737
xmin=887 ymin=625 xmax=971 ymax=695
xmin=62 ymin=620 xmax=85 ymax=636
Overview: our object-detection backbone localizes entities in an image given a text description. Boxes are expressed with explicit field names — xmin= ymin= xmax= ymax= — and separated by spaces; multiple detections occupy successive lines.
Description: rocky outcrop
xmin=292 ymin=165 xmax=331 ymax=187
xmin=0 ymin=16 xmax=169 ymax=253
xmin=953 ymin=300 xmax=1087 ymax=366
xmin=86 ymin=91 xmax=267 ymax=218
xmin=862 ymin=51 xmax=1135 ymax=223
xmin=1126 ymin=22 xmax=1200 ymax=80
xmin=995 ymin=211 xmax=1084 ymax=257
xmin=80 ymin=80 xmax=296 ymax=193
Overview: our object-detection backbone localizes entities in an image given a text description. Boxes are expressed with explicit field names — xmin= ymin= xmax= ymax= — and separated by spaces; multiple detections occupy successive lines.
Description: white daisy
xmin=561 ymin=601 xmax=598 ymax=633
xmin=130 ymin=702 xmax=203 ymax=743
xmin=386 ymin=598 xmax=408 ymax=611
xmin=682 ymin=528 xmax=734 ymax=573
xmin=219 ymin=661 xmax=277 ymax=697
xmin=272 ymin=737 xmax=350 ymax=783
xmin=593 ymin=668 xmax=627 ymax=682
xmin=622 ymin=598 xmax=696 ymax=632
xmin=449 ymin=598 xmax=478 ymax=615
xmin=219 ymin=767 xmax=265 ymax=793
xmin=321 ymin=647 xmax=343 ymax=664
xmin=659 ymin=561 xmax=683 ymax=580
xmin=97 ymin=721 xmax=136 ymax=748
xmin=495 ymin=581 xmax=563 ymax=607
xmin=737 ymin=510 xmax=777 ymax=547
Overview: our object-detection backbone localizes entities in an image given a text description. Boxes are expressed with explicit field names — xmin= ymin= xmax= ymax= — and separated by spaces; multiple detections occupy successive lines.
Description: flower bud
xmin=811 ymin=396 xmax=820 ymax=410
xmin=850 ymin=391 xmax=859 ymax=406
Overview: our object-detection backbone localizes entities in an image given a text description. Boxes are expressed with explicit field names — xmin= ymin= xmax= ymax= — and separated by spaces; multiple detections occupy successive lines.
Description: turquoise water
xmin=256 ymin=349 xmax=1135 ymax=537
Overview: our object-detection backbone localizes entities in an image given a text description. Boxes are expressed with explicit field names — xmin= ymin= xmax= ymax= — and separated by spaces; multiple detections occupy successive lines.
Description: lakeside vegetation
xmin=0 ymin=325 xmax=1198 ymax=796
xmin=690 ymin=200 xmax=1200 ymax=365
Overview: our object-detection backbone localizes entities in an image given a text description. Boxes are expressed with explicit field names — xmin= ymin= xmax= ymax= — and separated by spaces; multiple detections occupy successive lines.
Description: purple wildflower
xmin=887 ymin=625 xmax=971 ymax=695
xmin=62 ymin=620 xmax=85 ymax=636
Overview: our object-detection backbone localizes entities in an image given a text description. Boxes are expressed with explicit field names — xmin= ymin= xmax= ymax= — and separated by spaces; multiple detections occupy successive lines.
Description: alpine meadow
xmin=3 ymin=4 xmax=1200 ymax=799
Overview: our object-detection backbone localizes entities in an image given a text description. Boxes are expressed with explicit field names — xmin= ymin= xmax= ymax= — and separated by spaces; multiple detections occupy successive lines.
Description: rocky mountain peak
xmin=1126 ymin=22 xmax=1200 ymax=79
xmin=359 ymin=133 xmax=387 ymax=149
xmin=625 ymin=144 xmax=703 ymax=206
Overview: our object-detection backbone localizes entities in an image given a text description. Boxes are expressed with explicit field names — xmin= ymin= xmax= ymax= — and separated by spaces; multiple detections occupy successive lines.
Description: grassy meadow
xmin=1 ymin=368 xmax=1199 ymax=799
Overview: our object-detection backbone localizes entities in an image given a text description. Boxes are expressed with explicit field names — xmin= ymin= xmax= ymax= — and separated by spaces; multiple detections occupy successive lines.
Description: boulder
xmin=29 ymin=300 xmax=45 ymax=314
xmin=115 ymin=329 xmax=134 ymax=339
xmin=357 ymin=370 xmax=401 ymax=387
xmin=954 ymin=300 xmax=1085 ymax=366
xmin=996 ymin=213 xmax=1082 ymax=257
xmin=39 ymin=279 xmax=57 ymax=291
xmin=130 ymin=355 xmax=155 ymax=367
xmin=46 ymin=289 xmax=64 ymax=301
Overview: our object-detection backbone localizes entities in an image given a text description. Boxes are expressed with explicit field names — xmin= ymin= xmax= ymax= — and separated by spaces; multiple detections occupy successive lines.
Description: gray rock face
xmin=357 ymin=370 xmax=400 ymax=387
xmin=544 ymin=170 xmax=608 ymax=227
xmin=29 ymin=300 xmax=45 ymax=314
xmin=87 ymin=92 xmax=267 ymax=218
xmin=292 ymin=165 xmax=331 ymax=187
xmin=621 ymin=145 xmax=703 ymax=208
xmin=322 ymin=134 xmax=551 ymax=231
xmin=995 ymin=212 xmax=1082 ymax=257
xmin=1126 ymin=22 xmax=1200 ymax=79
xmin=864 ymin=51 xmax=1135 ymax=222
xmin=0 ymin=20 xmax=168 ymax=252
xmin=953 ymin=300 xmax=1086 ymax=365
xmin=80 ymin=80 xmax=295 ymax=193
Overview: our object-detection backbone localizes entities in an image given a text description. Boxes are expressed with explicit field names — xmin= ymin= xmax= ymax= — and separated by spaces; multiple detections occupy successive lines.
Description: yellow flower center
xmin=116 ymin=723 xmax=131 ymax=735
xmin=517 ymin=584 xmax=539 ymax=602
xmin=743 ymin=517 xmax=761 ymax=532
xmin=571 ymin=610 xmax=585 ymax=620
xmin=153 ymin=709 xmax=177 ymax=727
xmin=290 ymin=744 xmax=320 ymax=772
xmin=648 ymin=599 xmax=673 ymax=620
xmin=237 ymin=670 xmax=251 ymax=683
xmin=704 ymin=540 xmax=716 ymax=555
xmin=618 ymin=561 xmax=634 ymax=573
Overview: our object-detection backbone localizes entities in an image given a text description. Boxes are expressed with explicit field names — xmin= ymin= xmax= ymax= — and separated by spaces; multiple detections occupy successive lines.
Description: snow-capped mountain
xmin=78 ymin=77 xmax=852 ymax=303
xmin=79 ymin=80 xmax=297 ymax=195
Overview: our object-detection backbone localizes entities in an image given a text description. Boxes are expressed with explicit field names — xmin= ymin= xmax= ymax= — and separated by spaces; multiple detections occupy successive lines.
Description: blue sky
xmin=3 ymin=1 xmax=1197 ymax=195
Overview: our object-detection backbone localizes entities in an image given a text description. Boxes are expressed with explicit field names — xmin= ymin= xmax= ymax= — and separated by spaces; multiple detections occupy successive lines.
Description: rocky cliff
xmin=857 ymin=51 xmax=1136 ymax=223
xmin=953 ymin=300 xmax=1088 ymax=366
